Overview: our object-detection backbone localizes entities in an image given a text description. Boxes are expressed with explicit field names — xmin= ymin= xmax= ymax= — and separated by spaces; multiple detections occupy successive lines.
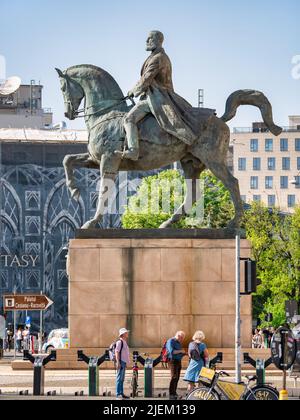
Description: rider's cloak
xmin=133 ymin=47 xmax=215 ymax=145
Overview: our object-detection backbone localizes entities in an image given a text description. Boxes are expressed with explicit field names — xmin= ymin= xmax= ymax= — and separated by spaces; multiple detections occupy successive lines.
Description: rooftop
xmin=0 ymin=128 xmax=88 ymax=143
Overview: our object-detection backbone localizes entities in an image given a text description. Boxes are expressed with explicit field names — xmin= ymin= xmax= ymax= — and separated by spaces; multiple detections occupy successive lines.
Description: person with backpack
xmin=112 ymin=328 xmax=131 ymax=400
xmin=184 ymin=330 xmax=209 ymax=394
xmin=166 ymin=331 xmax=186 ymax=400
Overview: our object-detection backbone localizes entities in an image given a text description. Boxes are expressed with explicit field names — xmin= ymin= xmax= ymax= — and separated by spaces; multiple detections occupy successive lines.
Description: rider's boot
xmin=115 ymin=122 xmax=139 ymax=161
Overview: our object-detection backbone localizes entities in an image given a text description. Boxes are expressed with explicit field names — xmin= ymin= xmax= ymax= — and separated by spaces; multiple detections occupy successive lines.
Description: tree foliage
xmin=122 ymin=169 xmax=234 ymax=229
xmin=244 ymin=203 xmax=300 ymax=327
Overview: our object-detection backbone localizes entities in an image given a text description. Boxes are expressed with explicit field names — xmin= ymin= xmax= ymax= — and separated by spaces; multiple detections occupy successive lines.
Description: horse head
xmin=55 ymin=67 xmax=85 ymax=120
xmin=56 ymin=65 xmax=127 ymax=121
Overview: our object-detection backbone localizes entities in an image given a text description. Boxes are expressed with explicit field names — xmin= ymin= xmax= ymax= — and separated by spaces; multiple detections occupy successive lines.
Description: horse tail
xmin=221 ymin=89 xmax=282 ymax=136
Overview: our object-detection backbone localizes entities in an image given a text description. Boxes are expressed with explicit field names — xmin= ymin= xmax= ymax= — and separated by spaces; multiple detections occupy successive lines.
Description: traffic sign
xmin=3 ymin=295 xmax=53 ymax=312
xmin=271 ymin=327 xmax=297 ymax=371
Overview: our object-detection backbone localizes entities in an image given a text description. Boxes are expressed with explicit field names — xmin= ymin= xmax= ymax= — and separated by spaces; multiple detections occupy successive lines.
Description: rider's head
xmin=146 ymin=31 xmax=164 ymax=51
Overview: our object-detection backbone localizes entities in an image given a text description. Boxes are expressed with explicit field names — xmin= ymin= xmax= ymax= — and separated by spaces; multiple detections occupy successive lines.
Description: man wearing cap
xmin=115 ymin=328 xmax=131 ymax=400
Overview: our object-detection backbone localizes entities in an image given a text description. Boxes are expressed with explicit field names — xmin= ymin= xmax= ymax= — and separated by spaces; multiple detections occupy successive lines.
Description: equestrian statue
xmin=56 ymin=30 xmax=282 ymax=229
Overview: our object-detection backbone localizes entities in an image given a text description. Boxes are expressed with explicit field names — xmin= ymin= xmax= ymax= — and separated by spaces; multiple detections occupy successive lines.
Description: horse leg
xmin=202 ymin=160 xmax=243 ymax=229
xmin=159 ymin=160 xmax=205 ymax=228
xmin=81 ymin=154 xmax=120 ymax=229
xmin=63 ymin=153 xmax=97 ymax=200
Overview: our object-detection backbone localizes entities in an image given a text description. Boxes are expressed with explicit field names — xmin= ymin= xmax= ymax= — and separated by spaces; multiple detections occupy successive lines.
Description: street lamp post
xmin=235 ymin=234 xmax=242 ymax=383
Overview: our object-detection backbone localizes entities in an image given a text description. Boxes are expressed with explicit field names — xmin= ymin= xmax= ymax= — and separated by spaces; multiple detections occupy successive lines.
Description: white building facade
xmin=231 ymin=116 xmax=300 ymax=212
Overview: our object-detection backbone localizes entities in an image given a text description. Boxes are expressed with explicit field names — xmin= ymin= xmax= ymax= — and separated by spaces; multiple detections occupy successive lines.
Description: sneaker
xmin=122 ymin=394 xmax=131 ymax=400
xmin=116 ymin=395 xmax=123 ymax=400
xmin=169 ymin=395 xmax=177 ymax=400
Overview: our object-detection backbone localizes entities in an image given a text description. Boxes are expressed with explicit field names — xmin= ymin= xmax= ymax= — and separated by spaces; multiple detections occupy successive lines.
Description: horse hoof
xmin=159 ymin=221 xmax=171 ymax=229
xmin=226 ymin=220 xmax=240 ymax=231
xmin=81 ymin=220 xmax=97 ymax=230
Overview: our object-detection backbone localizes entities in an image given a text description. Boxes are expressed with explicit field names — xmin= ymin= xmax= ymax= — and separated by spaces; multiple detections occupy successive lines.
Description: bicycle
xmin=186 ymin=367 xmax=279 ymax=400
xmin=131 ymin=351 xmax=140 ymax=398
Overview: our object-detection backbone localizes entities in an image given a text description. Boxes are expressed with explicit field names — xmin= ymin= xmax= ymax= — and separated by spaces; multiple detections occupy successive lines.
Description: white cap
xmin=119 ymin=328 xmax=130 ymax=337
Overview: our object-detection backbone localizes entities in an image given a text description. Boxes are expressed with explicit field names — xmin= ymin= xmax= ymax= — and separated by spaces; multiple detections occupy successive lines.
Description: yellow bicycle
xmin=186 ymin=367 xmax=279 ymax=401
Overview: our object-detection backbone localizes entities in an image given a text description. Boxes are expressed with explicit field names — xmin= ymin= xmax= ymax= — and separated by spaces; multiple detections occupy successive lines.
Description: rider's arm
xmin=134 ymin=56 xmax=161 ymax=96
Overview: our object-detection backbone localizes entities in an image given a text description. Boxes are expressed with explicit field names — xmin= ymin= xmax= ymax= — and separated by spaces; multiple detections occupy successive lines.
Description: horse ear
xmin=55 ymin=68 xmax=65 ymax=78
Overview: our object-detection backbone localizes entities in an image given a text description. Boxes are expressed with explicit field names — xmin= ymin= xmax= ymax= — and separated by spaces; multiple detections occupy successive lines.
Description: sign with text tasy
xmin=3 ymin=295 xmax=53 ymax=311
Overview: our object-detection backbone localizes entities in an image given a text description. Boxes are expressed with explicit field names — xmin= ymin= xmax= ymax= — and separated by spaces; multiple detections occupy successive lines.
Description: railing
xmin=233 ymin=126 xmax=300 ymax=134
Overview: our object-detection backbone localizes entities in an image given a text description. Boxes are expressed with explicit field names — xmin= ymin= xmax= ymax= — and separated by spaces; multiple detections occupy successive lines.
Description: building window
xmin=265 ymin=139 xmax=273 ymax=152
xmin=288 ymin=195 xmax=296 ymax=208
xmin=250 ymin=139 xmax=259 ymax=152
xmin=250 ymin=176 xmax=259 ymax=190
xmin=25 ymin=191 xmax=41 ymax=211
xmin=298 ymin=157 xmax=300 ymax=170
xmin=282 ymin=157 xmax=291 ymax=170
xmin=253 ymin=195 xmax=261 ymax=202
xmin=238 ymin=158 xmax=247 ymax=171
xmin=280 ymin=176 xmax=289 ymax=189
xmin=294 ymin=176 xmax=300 ymax=188
xmin=268 ymin=195 xmax=276 ymax=207
xmin=25 ymin=270 xmax=41 ymax=289
xmin=253 ymin=158 xmax=261 ymax=171
xmin=295 ymin=139 xmax=300 ymax=152
xmin=280 ymin=138 xmax=289 ymax=152
xmin=268 ymin=158 xmax=276 ymax=171
xmin=241 ymin=195 xmax=246 ymax=202
xmin=25 ymin=216 xmax=41 ymax=236
xmin=265 ymin=176 xmax=273 ymax=189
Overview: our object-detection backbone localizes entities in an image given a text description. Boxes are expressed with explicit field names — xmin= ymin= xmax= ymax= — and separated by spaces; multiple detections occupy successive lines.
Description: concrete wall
xmin=68 ymin=238 xmax=252 ymax=350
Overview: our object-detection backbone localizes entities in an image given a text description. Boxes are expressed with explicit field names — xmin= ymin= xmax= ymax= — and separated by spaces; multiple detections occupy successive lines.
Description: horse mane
xmin=65 ymin=64 xmax=124 ymax=100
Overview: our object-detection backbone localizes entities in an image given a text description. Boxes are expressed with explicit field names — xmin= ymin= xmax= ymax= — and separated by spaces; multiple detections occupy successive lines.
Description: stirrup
xmin=114 ymin=148 xmax=139 ymax=161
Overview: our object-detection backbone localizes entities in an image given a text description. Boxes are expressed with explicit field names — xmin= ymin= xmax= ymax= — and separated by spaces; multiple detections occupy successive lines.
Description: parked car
xmin=42 ymin=328 xmax=69 ymax=353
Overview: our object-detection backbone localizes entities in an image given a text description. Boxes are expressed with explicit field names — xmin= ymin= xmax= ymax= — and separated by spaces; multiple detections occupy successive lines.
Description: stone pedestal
xmin=67 ymin=230 xmax=252 ymax=351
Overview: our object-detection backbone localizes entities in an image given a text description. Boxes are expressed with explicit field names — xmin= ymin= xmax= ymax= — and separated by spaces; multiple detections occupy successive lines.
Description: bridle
xmin=74 ymin=95 xmax=135 ymax=119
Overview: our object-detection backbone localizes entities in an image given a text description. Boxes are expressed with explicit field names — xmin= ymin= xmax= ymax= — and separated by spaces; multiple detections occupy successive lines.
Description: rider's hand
xmin=116 ymin=361 xmax=121 ymax=370
xmin=127 ymin=90 xmax=135 ymax=99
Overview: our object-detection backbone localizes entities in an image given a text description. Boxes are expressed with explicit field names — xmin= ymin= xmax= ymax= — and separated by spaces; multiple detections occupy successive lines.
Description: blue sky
xmin=1 ymin=0 xmax=299 ymax=129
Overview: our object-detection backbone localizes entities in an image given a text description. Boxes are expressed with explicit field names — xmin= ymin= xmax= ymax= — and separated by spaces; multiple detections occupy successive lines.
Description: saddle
xmin=93 ymin=111 xmax=175 ymax=149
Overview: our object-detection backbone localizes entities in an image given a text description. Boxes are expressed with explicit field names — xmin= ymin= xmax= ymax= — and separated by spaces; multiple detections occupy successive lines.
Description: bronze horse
xmin=56 ymin=65 xmax=282 ymax=229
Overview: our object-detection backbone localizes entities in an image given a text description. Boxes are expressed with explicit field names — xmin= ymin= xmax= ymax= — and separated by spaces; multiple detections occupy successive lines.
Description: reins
xmin=74 ymin=95 xmax=135 ymax=119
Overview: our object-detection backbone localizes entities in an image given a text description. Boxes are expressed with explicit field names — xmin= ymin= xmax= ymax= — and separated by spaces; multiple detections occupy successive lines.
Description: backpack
xmin=109 ymin=339 xmax=123 ymax=363
xmin=189 ymin=342 xmax=205 ymax=362
xmin=160 ymin=340 xmax=171 ymax=366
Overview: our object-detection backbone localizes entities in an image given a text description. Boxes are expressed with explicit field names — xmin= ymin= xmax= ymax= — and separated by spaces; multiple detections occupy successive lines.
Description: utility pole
xmin=235 ymin=234 xmax=242 ymax=383
xmin=198 ymin=89 xmax=204 ymax=108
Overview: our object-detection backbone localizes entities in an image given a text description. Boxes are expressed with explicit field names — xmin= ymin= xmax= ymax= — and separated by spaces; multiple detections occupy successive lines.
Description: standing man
xmin=166 ymin=331 xmax=186 ymax=400
xmin=115 ymin=328 xmax=131 ymax=400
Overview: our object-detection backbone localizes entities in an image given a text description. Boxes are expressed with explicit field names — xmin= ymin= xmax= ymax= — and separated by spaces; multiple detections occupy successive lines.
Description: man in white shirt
xmin=115 ymin=328 xmax=131 ymax=400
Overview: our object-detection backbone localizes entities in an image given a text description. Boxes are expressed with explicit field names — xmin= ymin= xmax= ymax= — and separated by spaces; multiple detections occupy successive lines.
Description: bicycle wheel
xmin=244 ymin=385 xmax=279 ymax=401
xmin=131 ymin=371 xmax=138 ymax=398
xmin=187 ymin=386 xmax=220 ymax=400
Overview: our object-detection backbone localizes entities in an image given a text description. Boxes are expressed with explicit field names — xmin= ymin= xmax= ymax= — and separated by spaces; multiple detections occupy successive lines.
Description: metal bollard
xmin=243 ymin=353 xmax=273 ymax=386
xmin=78 ymin=350 xmax=110 ymax=397
xmin=23 ymin=350 xmax=56 ymax=396
xmin=135 ymin=352 xmax=161 ymax=398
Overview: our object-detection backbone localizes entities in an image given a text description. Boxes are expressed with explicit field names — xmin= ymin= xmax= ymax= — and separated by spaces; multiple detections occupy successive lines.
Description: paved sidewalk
xmin=0 ymin=365 xmax=299 ymax=399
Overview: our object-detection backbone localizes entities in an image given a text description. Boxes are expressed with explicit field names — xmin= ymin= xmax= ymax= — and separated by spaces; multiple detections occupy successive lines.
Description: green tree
xmin=244 ymin=203 xmax=300 ymax=327
xmin=122 ymin=169 xmax=234 ymax=229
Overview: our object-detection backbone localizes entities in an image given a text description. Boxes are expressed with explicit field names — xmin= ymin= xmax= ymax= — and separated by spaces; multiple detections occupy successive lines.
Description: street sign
xmin=3 ymin=295 xmax=53 ymax=312
xmin=271 ymin=327 xmax=297 ymax=371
